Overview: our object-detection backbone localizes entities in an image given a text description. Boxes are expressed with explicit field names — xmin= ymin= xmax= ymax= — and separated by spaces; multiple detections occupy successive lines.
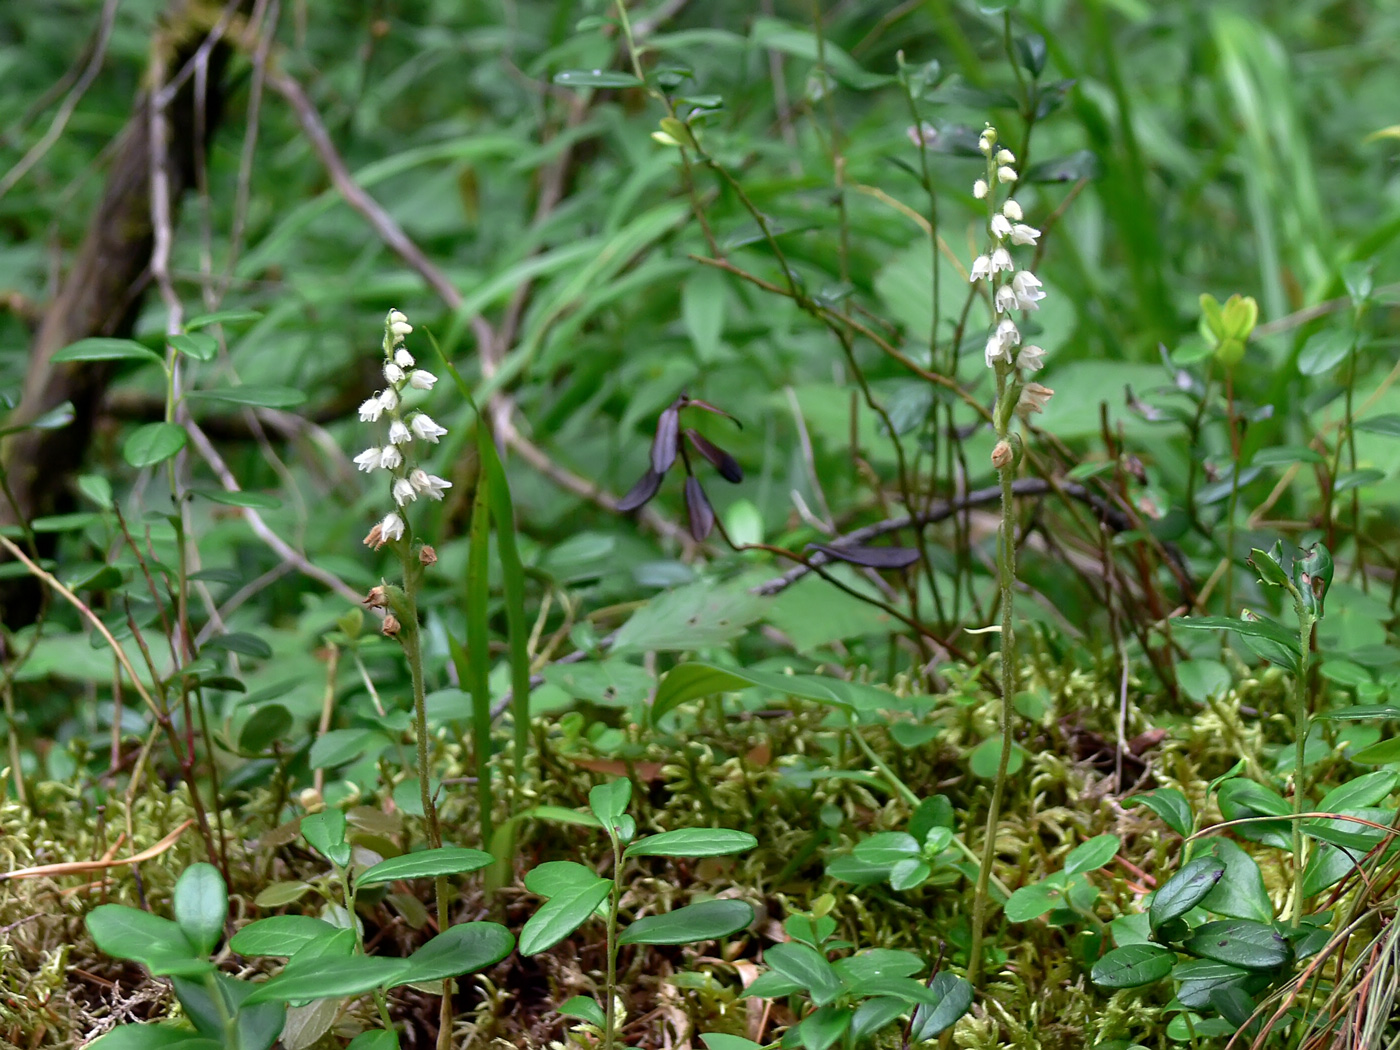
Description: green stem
xmin=1290 ymin=597 xmax=1314 ymax=927
xmin=968 ymin=437 xmax=1018 ymax=986
xmin=603 ymin=834 xmax=623 ymax=1050
xmin=397 ymin=544 xmax=452 ymax=1049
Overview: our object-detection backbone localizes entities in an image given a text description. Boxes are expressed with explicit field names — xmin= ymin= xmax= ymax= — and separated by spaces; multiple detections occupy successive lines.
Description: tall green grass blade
xmin=465 ymin=483 xmax=494 ymax=850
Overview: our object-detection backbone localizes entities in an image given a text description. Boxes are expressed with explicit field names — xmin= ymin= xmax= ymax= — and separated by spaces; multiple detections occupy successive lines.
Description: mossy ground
xmin=0 ymin=663 xmax=1377 ymax=1049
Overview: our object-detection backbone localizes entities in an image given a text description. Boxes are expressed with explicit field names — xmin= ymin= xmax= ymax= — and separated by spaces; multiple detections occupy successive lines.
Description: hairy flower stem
xmin=396 ymin=545 xmax=452 ymax=1049
xmin=968 ymin=368 xmax=1018 ymax=987
xmin=603 ymin=834 xmax=624 ymax=1050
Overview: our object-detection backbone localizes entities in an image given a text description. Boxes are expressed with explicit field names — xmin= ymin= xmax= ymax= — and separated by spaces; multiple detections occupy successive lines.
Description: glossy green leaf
xmin=1090 ymin=943 xmax=1176 ymax=988
xmin=762 ymin=941 xmax=844 ymax=1007
xmin=53 ymin=337 xmax=162 ymax=365
xmin=908 ymin=972 xmax=973 ymax=1040
xmin=795 ymin=1004 xmax=853 ymax=1050
xmin=1181 ymin=920 xmax=1290 ymax=970
xmin=357 ymin=847 xmax=495 ymax=887
xmin=1149 ymin=858 xmax=1225 ymax=932
xmin=184 ymin=309 xmax=262 ymax=330
xmin=1125 ymin=788 xmax=1193 ymax=837
xmin=552 ymin=69 xmax=646 ymax=88
xmin=172 ymin=864 xmax=226 ymax=957
xmin=84 ymin=1025 xmax=220 ymax=1050
xmin=1200 ymin=839 xmax=1274 ymax=922
xmin=559 ymin=995 xmax=606 ymax=1027
xmin=299 ymin=810 xmax=350 ymax=867
xmin=699 ymin=1037 xmax=763 ymax=1050
xmin=85 ymin=905 xmax=211 ymax=977
xmin=396 ymin=922 xmax=514 ymax=984
xmin=1005 ymin=879 xmax=1068 ymax=922
xmin=123 ymin=423 xmax=187 ymax=468
xmin=229 ymin=915 xmax=339 ymax=958
xmin=168 ymin=333 xmax=218 ymax=361
xmin=1065 ymin=834 xmax=1121 ymax=876
xmin=589 ymin=778 xmax=632 ymax=827
xmin=519 ymin=875 xmax=613 ymax=955
xmin=618 ymin=899 xmax=753 ymax=945
xmin=243 ymin=955 xmax=410 ymax=1004
xmin=624 ymin=828 xmax=757 ymax=858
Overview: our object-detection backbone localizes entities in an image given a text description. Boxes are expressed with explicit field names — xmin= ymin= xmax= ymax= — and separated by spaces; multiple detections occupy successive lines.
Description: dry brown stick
xmin=0 ymin=821 xmax=194 ymax=882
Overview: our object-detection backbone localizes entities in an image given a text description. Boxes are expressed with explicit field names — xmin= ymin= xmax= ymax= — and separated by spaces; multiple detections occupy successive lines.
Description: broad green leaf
xmin=524 ymin=861 xmax=606 ymax=898
xmin=851 ymin=997 xmax=908 ymax=1042
xmin=85 ymin=905 xmax=211 ymax=977
xmin=1149 ymin=858 xmax=1226 ymax=932
xmin=300 ymin=810 xmax=350 ymax=867
xmin=243 ymin=956 xmax=410 ymax=1004
xmin=229 ymin=915 xmax=339 ymax=958
xmin=309 ymin=728 xmax=389 ymax=772
xmin=194 ymin=488 xmax=283 ymax=509
xmin=589 ymin=779 xmax=632 ymax=827
xmin=559 ymin=996 xmax=606 ymax=1027
xmin=1173 ymin=959 xmax=1260 ymax=1010
xmin=1005 ymin=879 xmax=1067 ymax=922
xmin=552 ymin=69 xmax=645 ymax=88
xmin=1065 ymin=834 xmax=1121 ymax=876
xmin=612 ymin=582 xmax=768 ymax=656
xmin=202 ymin=632 xmax=273 ymax=659
xmin=624 ymin=828 xmax=757 ymax=858
xmin=186 ymin=385 xmax=306 ymax=409
xmin=519 ymin=876 xmax=613 ymax=955
xmin=1298 ymin=329 xmax=1352 ymax=375
xmin=1175 ymin=615 xmax=1299 ymax=652
xmin=850 ymin=832 xmax=920 ymax=868
xmin=1350 ymin=737 xmax=1400 ymax=764
xmin=251 ymin=881 xmax=313 ymax=908
xmin=1317 ymin=704 xmax=1400 ymax=722
xmin=1317 ymin=771 xmax=1397 ymax=811
xmin=617 ymin=899 xmax=753 ymax=945
xmin=741 ymin=969 xmax=803 ymax=998
xmin=795 ymin=1004 xmax=852 ymax=1050
xmin=396 ymin=922 xmax=514 ymax=984
xmin=1125 ymin=788 xmax=1194 ymax=838
xmin=346 ymin=1031 xmax=399 ymax=1050
xmin=170 ymin=971 xmax=284 ymax=1050
xmin=1355 ymin=414 xmax=1400 ymax=438
xmin=1181 ymin=920 xmax=1290 ymax=970
xmin=172 ymin=864 xmax=226 ymax=957
xmin=700 ymin=1035 xmax=763 ymax=1050
xmin=1217 ymin=779 xmax=1292 ymax=849
xmin=356 ymin=847 xmax=495 ymax=887
xmin=909 ymin=973 xmax=974 ymax=1040
xmin=1200 ymin=838 xmax=1274 ymax=922
xmin=53 ymin=337 xmax=162 ymax=365
xmin=762 ymin=941 xmax=844 ymax=1007
xmin=123 ymin=423 xmax=187 ymax=468
xmin=184 ymin=309 xmax=262 ymax=330
xmin=84 ymin=1025 xmax=220 ymax=1050
xmin=831 ymin=949 xmax=924 ymax=987
xmin=969 ymin=737 xmax=1024 ymax=778
xmin=1090 ymin=943 xmax=1176 ymax=988
xmin=168 ymin=333 xmax=218 ymax=361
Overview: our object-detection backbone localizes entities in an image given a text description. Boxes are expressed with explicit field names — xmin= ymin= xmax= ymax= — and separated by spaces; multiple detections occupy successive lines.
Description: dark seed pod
xmin=685 ymin=429 xmax=743 ymax=483
xmin=684 ymin=476 xmax=715 ymax=540
xmin=650 ymin=401 xmax=682 ymax=475
xmin=807 ymin=542 xmax=920 ymax=569
xmin=617 ymin=468 xmax=663 ymax=512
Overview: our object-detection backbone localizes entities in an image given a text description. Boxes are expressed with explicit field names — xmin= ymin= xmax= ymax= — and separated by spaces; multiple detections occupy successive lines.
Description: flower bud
xmin=363 ymin=585 xmax=388 ymax=609
xmin=419 ymin=544 xmax=437 ymax=567
xmin=382 ymin=613 xmax=401 ymax=636
xmin=298 ymin=788 xmax=324 ymax=812
xmin=991 ymin=439 xmax=1014 ymax=469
